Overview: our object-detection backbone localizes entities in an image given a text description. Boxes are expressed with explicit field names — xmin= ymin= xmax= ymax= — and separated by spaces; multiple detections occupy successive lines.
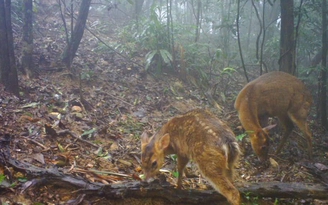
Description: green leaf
xmin=139 ymin=174 xmax=145 ymax=180
xmin=17 ymin=177 xmax=28 ymax=183
xmin=94 ymin=146 xmax=103 ymax=156
xmin=222 ymin=67 xmax=236 ymax=76
xmin=170 ymin=154 xmax=177 ymax=161
xmin=236 ymin=133 xmax=247 ymax=141
xmin=145 ymin=50 xmax=158 ymax=70
xmin=33 ymin=203 xmax=46 ymax=205
xmin=126 ymin=0 xmax=133 ymax=4
xmin=245 ymin=130 xmax=255 ymax=134
xmin=10 ymin=181 xmax=17 ymax=188
xmin=146 ymin=95 xmax=152 ymax=101
xmin=172 ymin=171 xmax=179 ymax=178
xmin=220 ymin=92 xmax=226 ymax=102
xmin=57 ymin=143 xmax=65 ymax=152
xmin=0 ymin=174 xmax=5 ymax=184
xmin=21 ymin=102 xmax=40 ymax=109
xmin=274 ymin=198 xmax=279 ymax=205
xmin=81 ymin=128 xmax=97 ymax=138
xmin=159 ymin=49 xmax=173 ymax=64
xmin=215 ymin=48 xmax=222 ymax=59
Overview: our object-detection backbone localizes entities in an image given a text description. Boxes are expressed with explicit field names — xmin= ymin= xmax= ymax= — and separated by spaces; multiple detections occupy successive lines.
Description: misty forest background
xmin=1 ymin=0 xmax=328 ymax=204
xmin=1 ymin=0 xmax=328 ymax=127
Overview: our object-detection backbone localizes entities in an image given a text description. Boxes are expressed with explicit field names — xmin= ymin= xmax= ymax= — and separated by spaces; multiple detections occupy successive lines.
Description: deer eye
xmin=261 ymin=145 xmax=267 ymax=150
xmin=151 ymin=161 xmax=157 ymax=169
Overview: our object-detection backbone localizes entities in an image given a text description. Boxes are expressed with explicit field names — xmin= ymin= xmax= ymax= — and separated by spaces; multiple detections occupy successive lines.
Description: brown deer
xmin=141 ymin=109 xmax=241 ymax=205
xmin=235 ymin=71 xmax=313 ymax=161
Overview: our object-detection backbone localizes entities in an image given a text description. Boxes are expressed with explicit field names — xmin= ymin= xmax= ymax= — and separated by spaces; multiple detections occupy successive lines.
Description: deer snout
xmin=145 ymin=176 xmax=152 ymax=182
xmin=258 ymin=155 xmax=268 ymax=162
xmin=142 ymin=171 xmax=155 ymax=182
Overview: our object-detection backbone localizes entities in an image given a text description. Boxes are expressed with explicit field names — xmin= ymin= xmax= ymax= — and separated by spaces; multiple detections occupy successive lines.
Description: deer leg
xmin=195 ymin=153 xmax=240 ymax=205
xmin=276 ymin=116 xmax=294 ymax=155
xmin=225 ymin=152 xmax=239 ymax=183
xmin=198 ymin=164 xmax=240 ymax=204
xmin=288 ymin=113 xmax=313 ymax=159
xmin=176 ymin=156 xmax=189 ymax=189
xmin=224 ymin=168 xmax=234 ymax=183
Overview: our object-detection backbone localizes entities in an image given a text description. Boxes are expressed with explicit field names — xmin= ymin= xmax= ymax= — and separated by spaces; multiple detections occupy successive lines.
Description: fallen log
xmin=23 ymin=178 xmax=328 ymax=204
xmin=91 ymin=180 xmax=328 ymax=203
xmin=1 ymin=148 xmax=328 ymax=204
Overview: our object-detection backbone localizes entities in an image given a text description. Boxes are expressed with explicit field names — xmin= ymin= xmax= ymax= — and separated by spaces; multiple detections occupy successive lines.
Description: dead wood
xmin=1 ymin=148 xmax=328 ymax=204
xmin=84 ymin=180 xmax=328 ymax=203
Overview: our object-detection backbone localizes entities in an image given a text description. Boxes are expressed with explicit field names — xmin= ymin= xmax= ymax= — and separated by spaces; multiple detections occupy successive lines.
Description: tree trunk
xmin=237 ymin=0 xmax=248 ymax=82
xmin=168 ymin=0 xmax=176 ymax=71
xmin=194 ymin=0 xmax=201 ymax=43
xmin=134 ymin=0 xmax=144 ymax=18
xmin=220 ymin=0 xmax=232 ymax=68
xmin=260 ymin=0 xmax=267 ymax=74
xmin=61 ymin=0 xmax=91 ymax=69
xmin=134 ymin=0 xmax=144 ymax=30
xmin=0 ymin=0 xmax=19 ymax=96
xmin=279 ymin=0 xmax=295 ymax=74
xmin=265 ymin=0 xmax=280 ymax=43
xmin=21 ymin=0 xmax=36 ymax=77
xmin=251 ymin=0 xmax=263 ymax=73
xmin=246 ymin=2 xmax=253 ymax=53
xmin=319 ymin=0 xmax=328 ymax=128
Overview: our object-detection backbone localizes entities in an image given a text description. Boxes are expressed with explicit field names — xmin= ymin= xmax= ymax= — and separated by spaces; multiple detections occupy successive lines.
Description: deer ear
xmin=263 ymin=124 xmax=276 ymax=133
xmin=159 ymin=133 xmax=170 ymax=150
xmin=141 ymin=131 xmax=150 ymax=145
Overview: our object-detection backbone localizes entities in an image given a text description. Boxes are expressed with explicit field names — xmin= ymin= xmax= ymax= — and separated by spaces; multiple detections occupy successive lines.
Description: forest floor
xmin=1 ymin=3 xmax=328 ymax=205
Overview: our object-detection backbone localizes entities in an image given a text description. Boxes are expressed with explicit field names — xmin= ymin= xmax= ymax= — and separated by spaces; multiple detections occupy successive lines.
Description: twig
xmin=22 ymin=136 xmax=49 ymax=150
xmin=57 ymin=129 xmax=99 ymax=148
xmin=85 ymin=27 xmax=143 ymax=68
xmin=88 ymin=169 xmax=131 ymax=178
xmin=98 ymin=90 xmax=134 ymax=107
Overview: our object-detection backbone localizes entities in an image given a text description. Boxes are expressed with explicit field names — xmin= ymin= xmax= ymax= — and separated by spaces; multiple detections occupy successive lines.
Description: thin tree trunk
xmin=319 ymin=0 xmax=327 ymax=128
xmin=61 ymin=0 xmax=91 ymax=69
xmin=169 ymin=0 xmax=175 ymax=71
xmin=70 ymin=0 xmax=74 ymax=43
xmin=134 ymin=0 xmax=144 ymax=30
xmin=294 ymin=0 xmax=304 ymax=74
xmin=260 ymin=0 xmax=266 ymax=74
xmin=0 ymin=0 xmax=9 ymax=81
xmin=279 ymin=0 xmax=295 ymax=74
xmin=246 ymin=2 xmax=253 ymax=52
xmin=0 ymin=0 xmax=19 ymax=96
xmin=221 ymin=0 xmax=231 ymax=67
xmin=21 ymin=0 xmax=36 ymax=77
xmin=58 ymin=0 xmax=69 ymax=45
xmin=166 ymin=0 xmax=170 ymax=50
xmin=237 ymin=0 xmax=248 ymax=82
xmin=251 ymin=0 xmax=262 ymax=73
xmin=194 ymin=0 xmax=201 ymax=42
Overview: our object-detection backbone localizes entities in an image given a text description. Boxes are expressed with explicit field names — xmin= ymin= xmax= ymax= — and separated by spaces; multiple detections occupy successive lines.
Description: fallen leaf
xmin=71 ymin=105 xmax=82 ymax=112
xmin=269 ymin=157 xmax=279 ymax=168
xmin=21 ymin=102 xmax=40 ymax=109
xmin=49 ymin=112 xmax=61 ymax=120
xmin=314 ymin=163 xmax=328 ymax=171
xmin=32 ymin=153 xmax=45 ymax=164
